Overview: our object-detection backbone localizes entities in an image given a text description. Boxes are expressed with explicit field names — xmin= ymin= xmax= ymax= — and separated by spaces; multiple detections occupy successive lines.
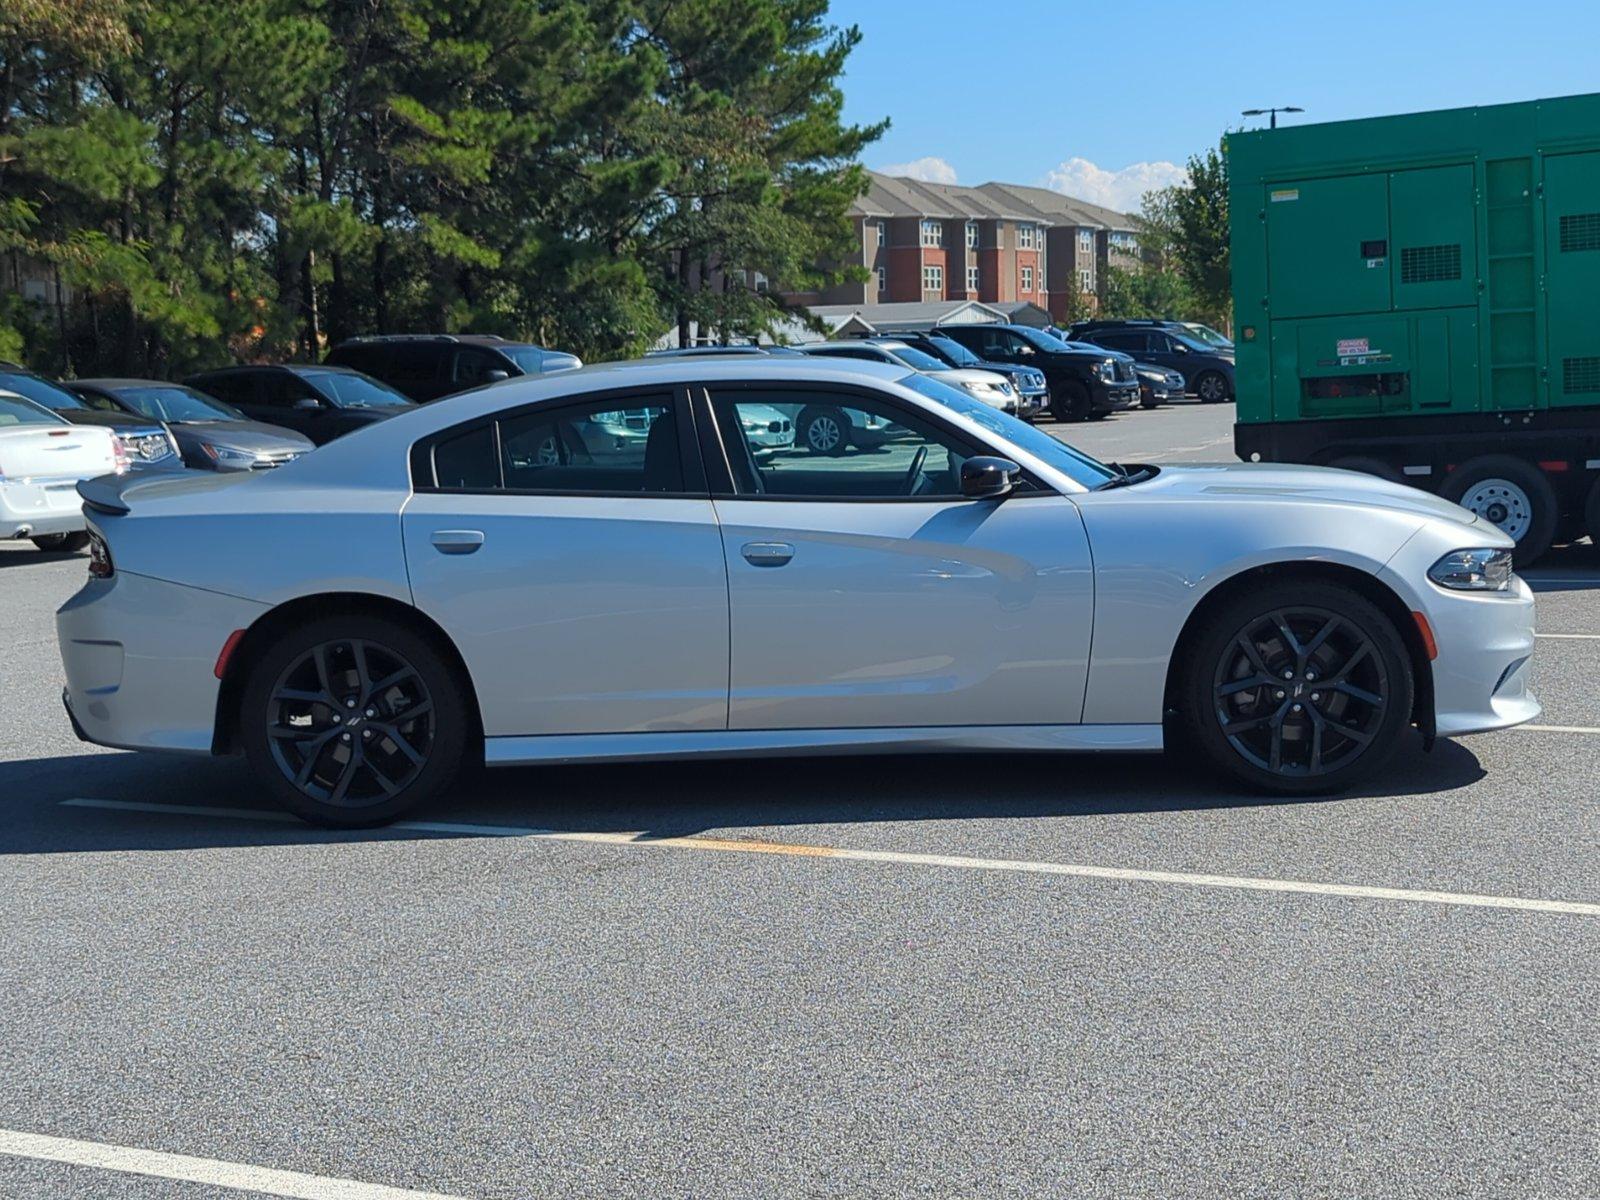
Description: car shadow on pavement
xmin=1525 ymin=541 xmax=1600 ymax=591
xmin=0 ymin=733 xmax=1487 ymax=855
xmin=0 ymin=548 xmax=83 ymax=569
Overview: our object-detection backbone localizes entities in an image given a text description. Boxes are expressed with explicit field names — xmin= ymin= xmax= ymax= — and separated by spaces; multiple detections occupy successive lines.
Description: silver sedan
xmin=57 ymin=358 xmax=1538 ymax=826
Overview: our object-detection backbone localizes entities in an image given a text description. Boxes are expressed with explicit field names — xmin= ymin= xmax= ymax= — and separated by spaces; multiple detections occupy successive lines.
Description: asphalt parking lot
xmin=2 ymin=398 xmax=1597 ymax=1199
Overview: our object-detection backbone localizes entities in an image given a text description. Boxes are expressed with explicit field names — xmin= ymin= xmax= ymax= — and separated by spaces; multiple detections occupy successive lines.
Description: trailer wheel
xmin=1441 ymin=456 xmax=1557 ymax=567
xmin=1327 ymin=456 xmax=1404 ymax=485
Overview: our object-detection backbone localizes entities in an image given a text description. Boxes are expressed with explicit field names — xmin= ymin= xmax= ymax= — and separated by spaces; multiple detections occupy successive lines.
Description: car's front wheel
xmin=240 ymin=614 xmax=469 ymax=826
xmin=1175 ymin=581 xmax=1414 ymax=795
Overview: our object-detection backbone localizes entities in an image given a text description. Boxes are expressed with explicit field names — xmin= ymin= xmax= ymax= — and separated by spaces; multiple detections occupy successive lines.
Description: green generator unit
xmin=1230 ymin=91 xmax=1600 ymax=563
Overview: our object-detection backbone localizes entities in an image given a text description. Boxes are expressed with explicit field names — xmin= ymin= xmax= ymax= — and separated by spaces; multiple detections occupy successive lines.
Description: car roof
xmin=73 ymin=377 xmax=195 ymax=390
xmin=333 ymin=334 xmax=543 ymax=350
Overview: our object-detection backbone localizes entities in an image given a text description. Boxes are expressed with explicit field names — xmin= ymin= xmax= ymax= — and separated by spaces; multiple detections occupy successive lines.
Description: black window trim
xmin=691 ymin=378 xmax=1053 ymax=503
xmin=409 ymin=383 xmax=708 ymax=499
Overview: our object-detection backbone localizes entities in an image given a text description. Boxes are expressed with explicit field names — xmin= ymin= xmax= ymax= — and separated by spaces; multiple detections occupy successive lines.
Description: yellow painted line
xmin=62 ymin=799 xmax=1600 ymax=918
xmin=0 ymin=1127 xmax=465 ymax=1199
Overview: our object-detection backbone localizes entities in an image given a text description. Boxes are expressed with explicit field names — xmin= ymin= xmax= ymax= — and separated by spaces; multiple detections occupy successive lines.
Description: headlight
xmin=1095 ymin=361 xmax=1116 ymax=382
xmin=1428 ymin=548 xmax=1514 ymax=591
xmin=200 ymin=443 xmax=259 ymax=469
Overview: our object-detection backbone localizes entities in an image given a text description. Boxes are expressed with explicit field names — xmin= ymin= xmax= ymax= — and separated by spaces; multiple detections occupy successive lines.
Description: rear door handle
xmin=431 ymin=529 xmax=485 ymax=555
xmin=741 ymin=541 xmax=794 ymax=567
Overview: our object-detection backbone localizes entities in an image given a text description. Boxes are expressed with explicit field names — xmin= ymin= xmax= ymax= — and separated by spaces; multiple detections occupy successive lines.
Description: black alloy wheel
xmin=242 ymin=615 xmax=468 ymax=825
xmin=1212 ymin=607 xmax=1387 ymax=777
xmin=1178 ymin=582 xmax=1413 ymax=795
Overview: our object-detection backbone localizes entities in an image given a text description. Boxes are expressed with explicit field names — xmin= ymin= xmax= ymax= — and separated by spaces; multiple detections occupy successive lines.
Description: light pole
xmin=1242 ymin=106 xmax=1303 ymax=129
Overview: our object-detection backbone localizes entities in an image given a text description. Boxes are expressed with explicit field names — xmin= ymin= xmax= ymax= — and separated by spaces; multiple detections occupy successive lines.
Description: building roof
xmin=803 ymin=300 xmax=1008 ymax=334
xmin=850 ymin=170 xmax=1137 ymax=231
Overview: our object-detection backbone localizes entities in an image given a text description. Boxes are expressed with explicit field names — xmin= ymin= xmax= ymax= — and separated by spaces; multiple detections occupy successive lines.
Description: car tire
xmin=240 ymin=614 xmax=470 ymax=827
xmin=1141 ymin=392 xmax=1164 ymax=410
xmin=1327 ymin=456 xmax=1405 ymax=485
xmin=1195 ymin=371 xmax=1231 ymax=403
xmin=798 ymin=406 xmax=850 ymax=456
xmin=1176 ymin=580 xmax=1414 ymax=796
xmin=1052 ymin=382 xmax=1091 ymax=422
xmin=1440 ymin=455 xmax=1557 ymax=568
xmin=31 ymin=532 xmax=90 ymax=553
xmin=1585 ymin=476 xmax=1600 ymax=548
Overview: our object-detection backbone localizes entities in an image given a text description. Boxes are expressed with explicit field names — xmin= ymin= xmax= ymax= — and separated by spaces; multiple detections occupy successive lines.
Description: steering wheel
xmin=902 ymin=445 xmax=927 ymax=495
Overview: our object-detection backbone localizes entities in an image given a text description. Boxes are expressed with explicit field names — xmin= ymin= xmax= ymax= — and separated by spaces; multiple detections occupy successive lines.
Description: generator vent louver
xmin=1559 ymin=212 xmax=1600 ymax=252
xmin=1399 ymin=243 xmax=1462 ymax=284
xmin=1561 ymin=356 xmax=1600 ymax=394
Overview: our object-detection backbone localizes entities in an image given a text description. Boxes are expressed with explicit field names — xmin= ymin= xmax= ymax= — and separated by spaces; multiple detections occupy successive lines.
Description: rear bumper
xmin=57 ymin=571 xmax=269 ymax=755
xmin=2 ymin=482 xmax=88 ymax=539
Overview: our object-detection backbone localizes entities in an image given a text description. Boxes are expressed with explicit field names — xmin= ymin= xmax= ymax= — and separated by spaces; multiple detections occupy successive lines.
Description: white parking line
xmin=0 ymin=1128 xmax=465 ymax=1199
xmin=61 ymin=798 xmax=1600 ymax=918
xmin=1519 ymin=723 xmax=1600 ymax=735
xmin=1535 ymin=632 xmax=1600 ymax=640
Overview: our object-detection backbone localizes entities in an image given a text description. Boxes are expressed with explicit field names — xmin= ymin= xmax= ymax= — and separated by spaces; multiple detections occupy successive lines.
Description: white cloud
xmin=874 ymin=156 xmax=958 ymax=185
xmin=1040 ymin=157 xmax=1187 ymax=213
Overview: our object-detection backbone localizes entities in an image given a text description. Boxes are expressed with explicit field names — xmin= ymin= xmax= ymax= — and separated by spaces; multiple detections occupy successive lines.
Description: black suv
xmin=1067 ymin=320 xmax=1235 ymax=403
xmin=183 ymin=364 xmax=414 ymax=445
xmin=932 ymin=325 xmax=1138 ymax=421
xmin=324 ymin=334 xmax=582 ymax=402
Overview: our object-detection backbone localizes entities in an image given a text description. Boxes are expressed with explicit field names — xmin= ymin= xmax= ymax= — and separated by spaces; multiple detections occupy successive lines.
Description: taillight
xmin=87 ymin=529 xmax=114 ymax=578
xmin=112 ymin=436 xmax=130 ymax=475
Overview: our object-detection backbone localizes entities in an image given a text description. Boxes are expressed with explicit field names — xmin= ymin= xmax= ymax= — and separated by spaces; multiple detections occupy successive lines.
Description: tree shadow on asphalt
xmin=0 ymin=733 xmax=1487 ymax=855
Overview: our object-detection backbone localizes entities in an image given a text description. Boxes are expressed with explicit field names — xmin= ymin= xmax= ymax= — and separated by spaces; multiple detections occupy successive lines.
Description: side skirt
xmin=484 ymin=724 xmax=1164 ymax=766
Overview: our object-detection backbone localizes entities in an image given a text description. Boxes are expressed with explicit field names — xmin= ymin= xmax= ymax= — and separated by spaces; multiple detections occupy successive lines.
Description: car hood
xmin=59 ymin=410 xmax=165 ymax=433
xmin=1127 ymin=462 xmax=1482 ymax=528
xmin=931 ymin=368 xmax=1011 ymax=388
xmin=175 ymin=420 xmax=315 ymax=451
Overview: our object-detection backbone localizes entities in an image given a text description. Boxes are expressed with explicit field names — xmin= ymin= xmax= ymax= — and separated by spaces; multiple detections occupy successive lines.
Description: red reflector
xmin=214 ymin=629 xmax=247 ymax=680
xmin=1537 ymin=460 xmax=1568 ymax=472
xmin=1411 ymin=611 xmax=1439 ymax=662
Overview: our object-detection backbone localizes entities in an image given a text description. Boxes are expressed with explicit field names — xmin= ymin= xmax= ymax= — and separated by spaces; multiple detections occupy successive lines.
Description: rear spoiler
xmin=77 ymin=473 xmax=158 ymax=516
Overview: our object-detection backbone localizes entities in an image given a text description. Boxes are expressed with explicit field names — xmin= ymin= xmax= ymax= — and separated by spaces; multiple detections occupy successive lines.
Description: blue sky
xmin=829 ymin=0 xmax=1600 ymax=210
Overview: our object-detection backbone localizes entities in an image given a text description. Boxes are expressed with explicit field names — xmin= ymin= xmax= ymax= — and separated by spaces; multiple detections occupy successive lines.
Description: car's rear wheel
xmin=798 ymin=406 xmax=850 ymax=456
xmin=241 ymin=615 xmax=468 ymax=826
xmin=1440 ymin=455 xmax=1556 ymax=568
xmin=1195 ymin=371 xmax=1231 ymax=403
xmin=31 ymin=532 xmax=90 ymax=553
xmin=1176 ymin=582 xmax=1413 ymax=795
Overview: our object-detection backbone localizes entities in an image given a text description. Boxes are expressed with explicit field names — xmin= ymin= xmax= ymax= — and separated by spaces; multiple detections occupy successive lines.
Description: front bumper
xmin=58 ymin=569 xmax=269 ymax=754
xmin=1090 ymin=381 xmax=1140 ymax=413
xmin=1379 ymin=563 xmax=1540 ymax=737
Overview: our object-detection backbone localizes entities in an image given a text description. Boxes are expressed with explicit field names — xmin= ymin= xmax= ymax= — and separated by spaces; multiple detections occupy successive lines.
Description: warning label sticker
xmin=1336 ymin=338 xmax=1370 ymax=357
xmin=1270 ymin=188 xmax=1300 ymax=203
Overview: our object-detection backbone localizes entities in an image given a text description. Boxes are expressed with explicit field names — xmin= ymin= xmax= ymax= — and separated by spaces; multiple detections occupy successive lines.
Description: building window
xmin=876 ymin=220 xmax=886 ymax=245
xmin=1078 ymin=268 xmax=1092 ymax=290
xmin=1020 ymin=266 xmax=1033 ymax=292
xmin=752 ymin=271 xmax=769 ymax=294
xmin=966 ymin=264 xmax=979 ymax=293
xmin=1018 ymin=223 xmax=1036 ymax=250
xmin=876 ymin=266 xmax=886 ymax=293
xmin=965 ymin=221 xmax=978 ymax=249
xmin=920 ymin=219 xmax=943 ymax=247
xmin=1079 ymin=229 xmax=1093 ymax=254
xmin=923 ymin=264 xmax=943 ymax=294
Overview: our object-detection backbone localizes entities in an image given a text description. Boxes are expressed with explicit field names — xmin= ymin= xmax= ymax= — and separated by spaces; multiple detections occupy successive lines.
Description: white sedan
xmin=1 ymin=389 xmax=122 ymax=552
xmin=57 ymin=359 xmax=1538 ymax=826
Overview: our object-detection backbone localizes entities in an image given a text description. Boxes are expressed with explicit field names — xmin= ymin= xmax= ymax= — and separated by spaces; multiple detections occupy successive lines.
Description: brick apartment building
xmin=779 ymin=170 xmax=1143 ymax=322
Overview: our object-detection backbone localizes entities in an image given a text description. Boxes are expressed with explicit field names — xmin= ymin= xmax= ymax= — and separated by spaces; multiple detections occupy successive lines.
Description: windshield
xmin=0 ymin=369 xmax=91 ymax=411
xmin=901 ymin=373 xmax=1118 ymax=490
xmin=1014 ymin=327 xmax=1074 ymax=352
xmin=0 ymin=392 xmax=67 ymax=426
xmin=1182 ymin=323 xmax=1233 ymax=349
xmin=883 ymin=344 xmax=949 ymax=372
xmin=118 ymin=385 xmax=244 ymax=422
xmin=927 ymin=336 xmax=981 ymax=367
xmin=299 ymin=370 xmax=414 ymax=409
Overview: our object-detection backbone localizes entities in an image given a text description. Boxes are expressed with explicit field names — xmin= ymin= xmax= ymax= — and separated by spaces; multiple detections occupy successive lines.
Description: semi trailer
xmin=1230 ymin=91 xmax=1600 ymax=564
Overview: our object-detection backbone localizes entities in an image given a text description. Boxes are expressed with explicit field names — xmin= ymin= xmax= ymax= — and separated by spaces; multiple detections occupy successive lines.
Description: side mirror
xmin=960 ymin=456 xmax=1019 ymax=499
xmin=484 ymin=369 xmax=511 ymax=382
xmin=1171 ymin=342 xmax=1189 ymax=354
xmin=292 ymin=396 xmax=325 ymax=412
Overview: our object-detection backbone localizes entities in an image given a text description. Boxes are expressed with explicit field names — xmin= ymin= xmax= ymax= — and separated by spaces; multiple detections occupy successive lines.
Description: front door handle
xmin=741 ymin=541 xmax=794 ymax=567
xmin=431 ymin=529 xmax=485 ymax=555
